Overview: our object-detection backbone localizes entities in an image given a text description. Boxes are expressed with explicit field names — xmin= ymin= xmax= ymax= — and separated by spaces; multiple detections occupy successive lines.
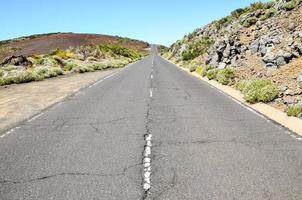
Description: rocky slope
xmin=164 ymin=0 xmax=302 ymax=116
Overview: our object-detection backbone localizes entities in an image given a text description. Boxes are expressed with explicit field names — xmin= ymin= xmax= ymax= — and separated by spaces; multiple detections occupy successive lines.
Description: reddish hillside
xmin=0 ymin=33 xmax=149 ymax=61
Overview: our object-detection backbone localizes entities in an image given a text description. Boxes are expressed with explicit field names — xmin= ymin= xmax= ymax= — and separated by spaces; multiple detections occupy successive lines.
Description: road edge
xmin=0 ymin=59 xmax=141 ymax=136
xmin=161 ymin=56 xmax=302 ymax=139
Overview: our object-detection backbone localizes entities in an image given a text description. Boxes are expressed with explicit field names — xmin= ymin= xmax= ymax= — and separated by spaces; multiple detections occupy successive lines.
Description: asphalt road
xmin=0 ymin=46 xmax=302 ymax=200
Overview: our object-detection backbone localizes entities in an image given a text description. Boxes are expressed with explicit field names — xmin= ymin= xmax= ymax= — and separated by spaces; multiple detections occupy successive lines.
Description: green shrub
xmin=260 ymin=8 xmax=276 ymax=21
xmin=215 ymin=16 xmax=233 ymax=29
xmin=0 ymin=69 xmax=4 ymax=77
xmin=72 ymin=65 xmax=94 ymax=73
xmin=235 ymin=80 xmax=248 ymax=92
xmin=0 ymin=76 xmax=15 ymax=86
xmin=189 ymin=65 xmax=197 ymax=72
xmin=283 ymin=1 xmax=296 ymax=10
xmin=49 ymin=67 xmax=63 ymax=76
xmin=250 ymin=2 xmax=265 ymax=11
xmin=205 ymin=65 xmax=215 ymax=72
xmin=216 ymin=67 xmax=235 ymax=85
xmin=98 ymin=45 xmax=143 ymax=60
xmin=264 ymin=1 xmax=275 ymax=9
xmin=64 ymin=63 xmax=78 ymax=71
xmin=231 ymin=8 xmax=248 ymax=19
xmin=181 ymin=37 xmax=214 ymax=61
xmin=207 ymin=69 xmax=218 ymax=80
xmin=239 ymin=79 xmax=279 ymax=103
xmin=2 ymin=65 xmax=15 ymax=71
xmin=242 ymin=17 xmax=257 ymax=27
xmin=287 ymin=105 xmax=302 ymax=117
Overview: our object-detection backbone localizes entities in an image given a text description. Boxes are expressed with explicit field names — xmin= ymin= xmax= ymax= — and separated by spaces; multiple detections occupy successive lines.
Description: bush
xmin=239 ymin=79 xmax=279 ymax=103
xmin=195 ymin=66 xmax=204 ymax=75
xmin=215 ymin=16 xmax=233 ymax=29
xmin=231 ymin=8 xmax=248 ymax=19
xmin=235 ymin=80 xmax=248 ymax=92
xmin=49 ymin=67 xmax=63 ymax=76
xmin=207 ymin=69 xmax=218 ymax=80
xmin=98 ymin=45 xmax=143 ymax=60
xmin=51 ymin=49 xmax=75 ymax=60
xmin=260 ymin=8 xmax=276 ymax=21
xmin=181 ymin=37 xmax=214 ymax=61
xmin=189 ymin=65 xmax=197 ymax=72
xmin=250 ymin=2 xmax=265 ymax=11
xmin=283 ymin=1 xmax=296 ymax=10
xmin=287 ymin=105 xmax=302 ymax=117
xmin=0 ymin=69 xmax=4 ymax=77
xmin=216 ymin=67 xmax=235 ymax=85
xmin=72 ymin=65 xmax=94 ymax=73
xmin=64 ymin=63 xmax=78 ymax=71
xmin=242 ymin=17 xmax=257 ymax=27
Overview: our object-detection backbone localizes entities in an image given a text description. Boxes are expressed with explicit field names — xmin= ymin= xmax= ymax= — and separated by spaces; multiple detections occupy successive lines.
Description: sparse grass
xmin=287 ymin=105 xmax=302 ymax=117
xmin=189 ymin=65 xmax=197 ymax=72
xmin=242 ymin=17 xmax=257 ymax=28
xmin=216 ymin=67 xmax=235 ymax=85
xmin=237 ymin=79 xmax=279 ymax=103
xmin=64 ymin=63 xmax=78 ymax=71
xmin=207 ymin=69 xmax=218 ymax=80
xmin=283 ymin=1 xmax=296 ymax=11
xmin=181 ymin=37 xmax=214 ymax=61
xmin=260 ymin=8 xmax=276 ymax=21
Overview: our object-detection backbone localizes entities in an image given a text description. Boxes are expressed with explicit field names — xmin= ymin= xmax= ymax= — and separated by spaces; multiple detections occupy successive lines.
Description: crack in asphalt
xmin=142 ymin=58 xmax=154 ymax=200
xmin=0 ymin=163 xmax=142 ymax=186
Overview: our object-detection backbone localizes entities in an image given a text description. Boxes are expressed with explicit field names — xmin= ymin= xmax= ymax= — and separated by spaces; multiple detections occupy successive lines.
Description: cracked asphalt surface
xmin=1 ymin=47 xmax=302 ymax=199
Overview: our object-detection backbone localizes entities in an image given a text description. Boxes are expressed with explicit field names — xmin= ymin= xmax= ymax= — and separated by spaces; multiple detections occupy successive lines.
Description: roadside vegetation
xmin=0 ymin=45 xmax=145 ymax=86
xmin=160 ymin=0 xmax=302 ymax=118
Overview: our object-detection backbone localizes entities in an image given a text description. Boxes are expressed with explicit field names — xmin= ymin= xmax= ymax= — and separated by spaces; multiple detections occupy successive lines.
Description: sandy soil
xmin=0 ymin=69 xmax=119 ymax=131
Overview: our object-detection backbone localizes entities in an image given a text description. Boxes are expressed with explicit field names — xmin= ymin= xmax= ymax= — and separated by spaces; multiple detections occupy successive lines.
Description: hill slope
xmin=163 ymin=0 xmax=302 ymax=117
xmin=0 ymin=33 xmax=149 ymax=61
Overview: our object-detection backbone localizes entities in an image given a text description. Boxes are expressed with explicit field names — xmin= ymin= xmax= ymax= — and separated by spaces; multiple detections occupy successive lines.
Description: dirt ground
xmin=0 ymin=69 xmax=119 ymax=131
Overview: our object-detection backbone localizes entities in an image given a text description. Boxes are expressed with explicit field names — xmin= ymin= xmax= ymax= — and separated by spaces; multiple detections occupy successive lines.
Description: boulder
xmin=0 ymin=55 xmax=32 ymax=67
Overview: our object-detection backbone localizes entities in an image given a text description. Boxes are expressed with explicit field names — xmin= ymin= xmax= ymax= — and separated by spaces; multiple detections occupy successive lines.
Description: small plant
xmin=0 ymin=69 xmax=4 ymax=77
xmin=250 ymin=2 xmax=265 ymax=11
xmin=64 ymin=63 xmax=78 ymax=71
xmin=51 ymin=49 xmax=75 ymax=60
xmin=207 ymin=69 xmax=218 ymax=80
xmin=235 ymin=80 xmax=248 ymax=92
xmin=2 ymin=65 xmax=15 ymax=71
xmin=216 ymin=67 xmax=235 ymax=85
xmin=195 ymin=66 xmax=204 ymax=75
xmin=260 ymin=8 xmax=276 ymax=21
xmin=239 ymin=79 xmax=279 ymax=103
xmin=287 ymin=105 xmax=302 ymax=117
xmin=283 ymin=1 xmax=296 ymax=10
xmin=181 ymin=37 xmax=214 ymax=61
xmin=49 ymin=67 xmax=63 ymax=76
xmin=231 ymin=8 xmax=248 ymax=19
xmin=189 ymin=64 xmax=197 ymax=72
xmin=242 ymin=17 xmax=257 ymax=28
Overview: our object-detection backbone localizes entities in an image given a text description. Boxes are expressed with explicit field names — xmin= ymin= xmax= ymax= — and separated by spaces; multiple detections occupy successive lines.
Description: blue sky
xmin=0 ymin=0 xmax=267 ymax=46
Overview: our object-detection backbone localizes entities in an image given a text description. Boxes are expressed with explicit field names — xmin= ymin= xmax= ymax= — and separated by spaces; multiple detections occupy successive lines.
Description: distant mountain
xmin=0 ymin=33 xmax=149 ymax=60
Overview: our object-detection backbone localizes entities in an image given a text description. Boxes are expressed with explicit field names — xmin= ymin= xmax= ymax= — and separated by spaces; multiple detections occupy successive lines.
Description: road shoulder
xmin=0 ymin=69 xmax=120 ymax=132
xmin=162 ymin=56 xmax=302 ymax=138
